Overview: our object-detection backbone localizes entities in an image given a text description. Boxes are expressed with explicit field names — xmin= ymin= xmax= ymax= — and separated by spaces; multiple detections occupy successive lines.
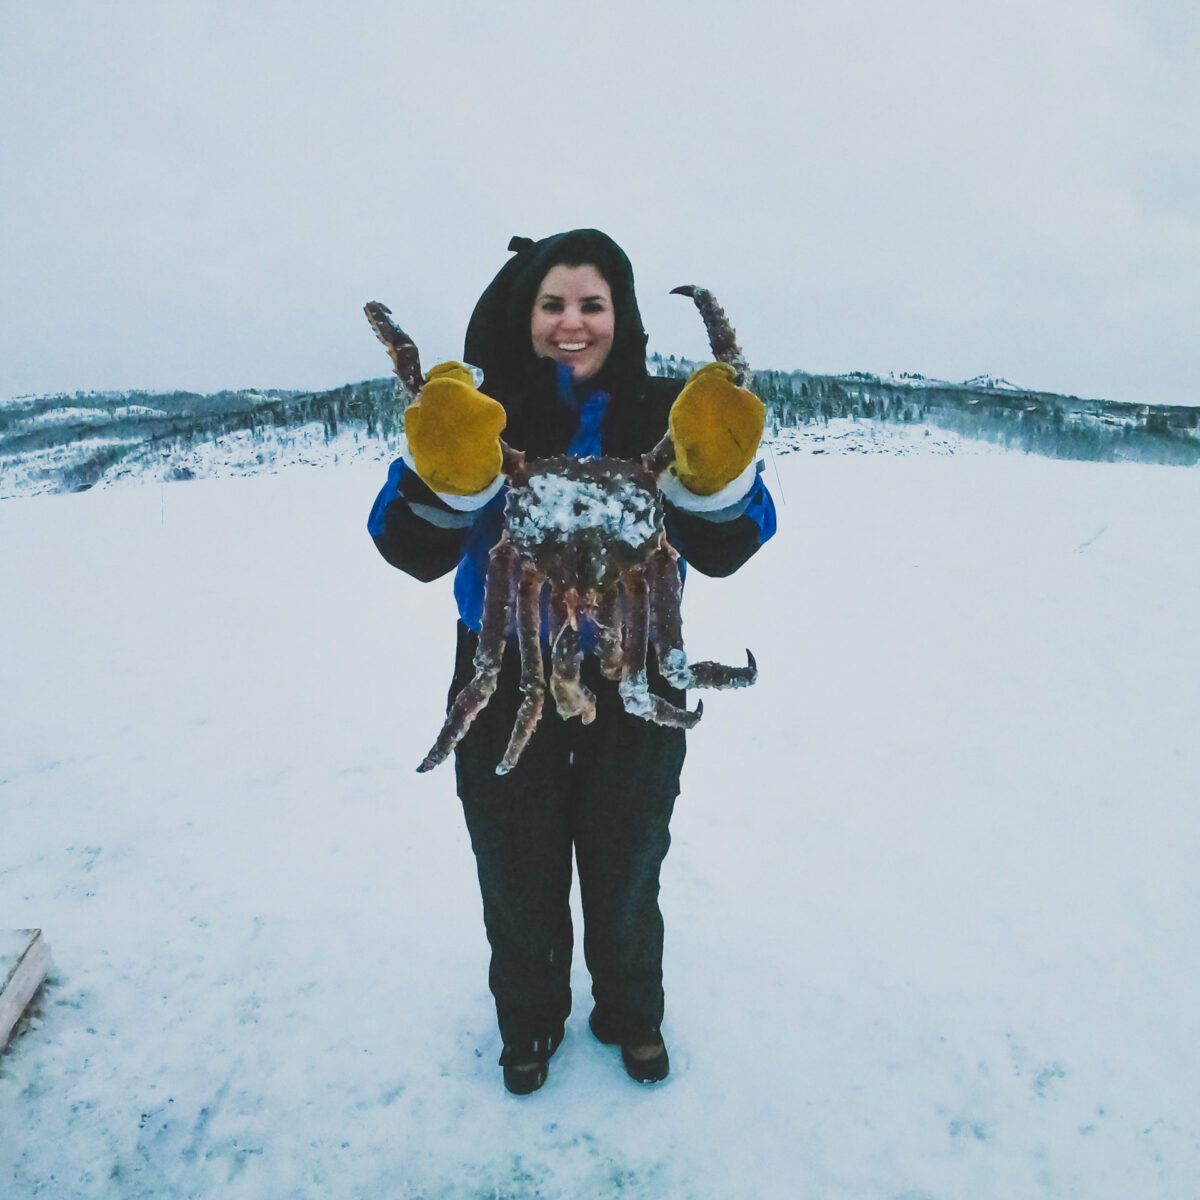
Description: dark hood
xmin=463 ymin=230 xmax=651 ymax=456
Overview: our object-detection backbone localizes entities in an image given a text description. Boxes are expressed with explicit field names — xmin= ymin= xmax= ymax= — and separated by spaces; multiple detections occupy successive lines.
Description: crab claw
xmin=670 ymin=284 xmax=751 ymax=387
xmin=364 ymin=300 xmax=424 ymax=400
xmin=618 ymin=670 xmax=704 ymax=728
xmin=641 ymin=693 xmax=704 ymax=729
xmin=684 ymin=650 xmax=757 ymax=690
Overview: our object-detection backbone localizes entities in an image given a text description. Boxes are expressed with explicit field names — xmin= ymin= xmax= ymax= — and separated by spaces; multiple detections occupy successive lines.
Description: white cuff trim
xmin=407 ymin=502 xmax=480 ymax=529
xmin=657 ymin=458 xmax=758 ymax=513
xmin=433 ymin=475 xmax=506 ymax=511
xmin=399 ymin=431 xmax=506 ymax=511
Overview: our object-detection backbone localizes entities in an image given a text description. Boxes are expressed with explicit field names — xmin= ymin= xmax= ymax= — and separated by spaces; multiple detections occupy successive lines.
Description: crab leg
xmin=682 ymin=651 xmax=758 ymax=689
xmin=595 ymin=588 xmax=624 ymax=681
xmin=417 ymin=536 xmax=520 ymax=772
xmin=669 ymin=285 xmax=752 ymax=387
xmin=496 ymin=563 xmax=548 ymax=774
xmin=549 ymin=587 xmax=596 ymax=724
xmin=618 ymin=567 xmax=702 ymax=729
xmin=364 ymin=301 xmax=424 ymax=401
xmin=646 ymin=538 xmax=757 ymax=690
xmin=646 ymin=538 xmax=686 ymax=684
xmin=365 ymin=299 xmax=528 ymax=479
xmin=644 ymin=284 xmax=754 ymax=475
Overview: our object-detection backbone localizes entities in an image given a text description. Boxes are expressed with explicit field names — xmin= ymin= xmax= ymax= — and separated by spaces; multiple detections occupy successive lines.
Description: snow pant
xmin=451 ymin=626 xmax=687 ymax=1050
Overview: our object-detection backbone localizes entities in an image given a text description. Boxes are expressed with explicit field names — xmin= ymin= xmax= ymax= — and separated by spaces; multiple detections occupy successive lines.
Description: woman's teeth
xmin=557 ymin=343 xmax=586 ymax=351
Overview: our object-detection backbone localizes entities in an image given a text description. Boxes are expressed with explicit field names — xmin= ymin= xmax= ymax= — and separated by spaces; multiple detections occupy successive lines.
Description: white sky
xmin=2 ymin=0 xmax=1197 ymax=405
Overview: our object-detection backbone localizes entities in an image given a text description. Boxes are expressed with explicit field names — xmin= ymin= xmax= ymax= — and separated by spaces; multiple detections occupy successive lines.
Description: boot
xmin=499 ymin=1030 xmax=563 ymax=1095
xmin=588 ymin=1010 xmax=670 ymax=1084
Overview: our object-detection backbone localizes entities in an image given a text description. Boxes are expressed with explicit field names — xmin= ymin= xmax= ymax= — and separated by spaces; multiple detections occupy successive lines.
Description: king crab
xmin=365 ymin=286 xmax=758 ymax=775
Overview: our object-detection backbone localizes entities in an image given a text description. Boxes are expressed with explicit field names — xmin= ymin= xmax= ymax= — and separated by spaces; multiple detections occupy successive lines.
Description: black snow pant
xmin=451 ymin=626 xmax=687 ymax=1051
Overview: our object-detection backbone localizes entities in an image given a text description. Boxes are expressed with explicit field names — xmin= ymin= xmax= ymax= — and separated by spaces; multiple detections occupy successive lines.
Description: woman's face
xmin=530 ymin=263 xmax=615 ymax=382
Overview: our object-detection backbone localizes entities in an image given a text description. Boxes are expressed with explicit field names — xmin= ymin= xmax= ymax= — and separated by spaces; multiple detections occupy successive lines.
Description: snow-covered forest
xmin=3 ymin=360 xmax=1198 ymax=500
xmin=2 ymin=415 xmax=1198 ymax=1198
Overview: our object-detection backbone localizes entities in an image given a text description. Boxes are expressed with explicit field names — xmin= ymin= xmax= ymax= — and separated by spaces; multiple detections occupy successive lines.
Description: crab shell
xmin=504 ymin=456 xmax=663 ymax=594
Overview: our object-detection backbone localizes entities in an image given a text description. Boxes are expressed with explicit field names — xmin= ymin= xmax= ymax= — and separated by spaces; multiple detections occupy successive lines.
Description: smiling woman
xmin=367 ymin=228 xmax=775 ymax=1096
xmin=529 ymin=263 xmax=616 ymax=383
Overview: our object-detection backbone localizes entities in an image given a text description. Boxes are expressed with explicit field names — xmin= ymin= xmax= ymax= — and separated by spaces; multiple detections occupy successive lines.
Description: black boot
xmin=588 ymin=1010 xmax=670 ymax=1084
xmin=500 ymin=1030 xmax=563 ymax=1095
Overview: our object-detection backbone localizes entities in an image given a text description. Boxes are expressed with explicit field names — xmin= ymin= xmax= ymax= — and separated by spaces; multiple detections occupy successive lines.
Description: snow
xmin=769 ymin=419 xmax=1004 ymax=459
xmin=19 ymin=407 xmax=122 ymax=426
xmin=511 ymin=468 xmax=658 ymax=548
xmin=10 ymin=405 xmax=172 ymax=428
xmin=1 ymin=932 xmax=36 ymax=984
xmin=100 ymin=422 xmax=389 ymax=486
xmin=962 ymin=375 xmax=1025 ymax=392
xmin=2 ymin=446 xmax=1199 ymax=1198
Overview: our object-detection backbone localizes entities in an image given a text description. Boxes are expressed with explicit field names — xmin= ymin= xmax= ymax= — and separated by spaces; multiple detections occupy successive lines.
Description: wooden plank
xmin=0 ymin=929 xmax=51 ymax=1052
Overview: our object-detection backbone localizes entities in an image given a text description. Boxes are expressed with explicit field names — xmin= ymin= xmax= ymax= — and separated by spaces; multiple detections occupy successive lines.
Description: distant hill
xmin=2 ymin=361 xmax=1197 ymax=498
xmin=651 ymin=355 xmax=1200 ymax=469
xmin=0 ymin=380 xmax=398 ymax=497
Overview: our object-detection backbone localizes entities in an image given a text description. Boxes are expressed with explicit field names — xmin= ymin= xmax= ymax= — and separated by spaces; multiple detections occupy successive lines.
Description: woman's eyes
xmin=538 ymin=299 xmax=608 ymax=314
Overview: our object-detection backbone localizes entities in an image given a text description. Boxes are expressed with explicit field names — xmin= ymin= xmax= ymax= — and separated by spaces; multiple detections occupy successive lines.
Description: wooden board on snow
xmin=0 ymin=929 xmax=51 ymax=1052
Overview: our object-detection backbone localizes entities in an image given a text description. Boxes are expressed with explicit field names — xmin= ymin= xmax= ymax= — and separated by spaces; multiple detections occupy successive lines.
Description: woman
xmin=368 ymin=229 xmax=776 ymax=1094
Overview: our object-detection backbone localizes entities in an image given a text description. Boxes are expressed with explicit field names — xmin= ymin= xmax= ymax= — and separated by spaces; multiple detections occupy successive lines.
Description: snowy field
xmin=2 ymin=441 xmax=1199 ymax=1198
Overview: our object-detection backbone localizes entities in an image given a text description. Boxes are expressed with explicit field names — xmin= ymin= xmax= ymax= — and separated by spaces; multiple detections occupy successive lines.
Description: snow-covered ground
xmin=0 ymin=422 xmax=390 ymax=500
xmin=2 ymin=444 xmax=1198 ymax=1198
xmin=0 ymin=416 xmax=993 ymax=500
xmin=768 ymin=419 xmax=1002 ymax=459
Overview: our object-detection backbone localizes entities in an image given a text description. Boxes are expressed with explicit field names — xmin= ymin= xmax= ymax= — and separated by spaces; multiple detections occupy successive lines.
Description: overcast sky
xmin=2 ymin=0 xmax=1197 ymax=405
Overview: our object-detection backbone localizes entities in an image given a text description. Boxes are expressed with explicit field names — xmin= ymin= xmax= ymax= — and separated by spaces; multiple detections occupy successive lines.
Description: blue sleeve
xmin=741 ymin=473 xmax=778 ymax=544
xmin=368 ymin=458 xmax=480 ymax=583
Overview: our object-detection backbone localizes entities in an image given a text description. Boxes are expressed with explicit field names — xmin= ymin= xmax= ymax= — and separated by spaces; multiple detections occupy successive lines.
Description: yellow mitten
xmin=404 ymin=362 xmax=507 ymax=495
xmin=668 ymin=362 xmax=765 ymax=496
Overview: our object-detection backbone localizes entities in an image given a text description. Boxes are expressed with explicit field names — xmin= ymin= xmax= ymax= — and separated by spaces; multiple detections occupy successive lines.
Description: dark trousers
xmin=452 ymin=630 xmax=687 ymax=1048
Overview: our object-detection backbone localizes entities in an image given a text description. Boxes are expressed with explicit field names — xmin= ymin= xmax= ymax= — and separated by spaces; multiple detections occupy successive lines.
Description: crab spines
xmin=595 ymin=589 xmax=624 ymax=682
xmin=659 ymin=644 xmax=757 ymax=691
xmin=618 ymin=566 xmax=702 ymax=729
xmin=641 ymin=432 xmax=676 ymax=477
xmin=364 ymin=301 xmax=424 ymax=401
xmin=549 ymin=588 xmax=596 ymax=724
xmin=670 ymin=284 xmax=752 ymax=388
xmin=646 ymin=537 xmax=684 ymax=650
xmin=647 ymin=542 xmax=757 ymax=692
xmin=501 ymin=441 xmax=527 ymax=482
xmin=496 ymin=563 xmax=548 ymax=775
xmin=417 ymin=536 xmax=520 ymax=773
xmin=685 ymin=649 xmax=757 ymax=690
